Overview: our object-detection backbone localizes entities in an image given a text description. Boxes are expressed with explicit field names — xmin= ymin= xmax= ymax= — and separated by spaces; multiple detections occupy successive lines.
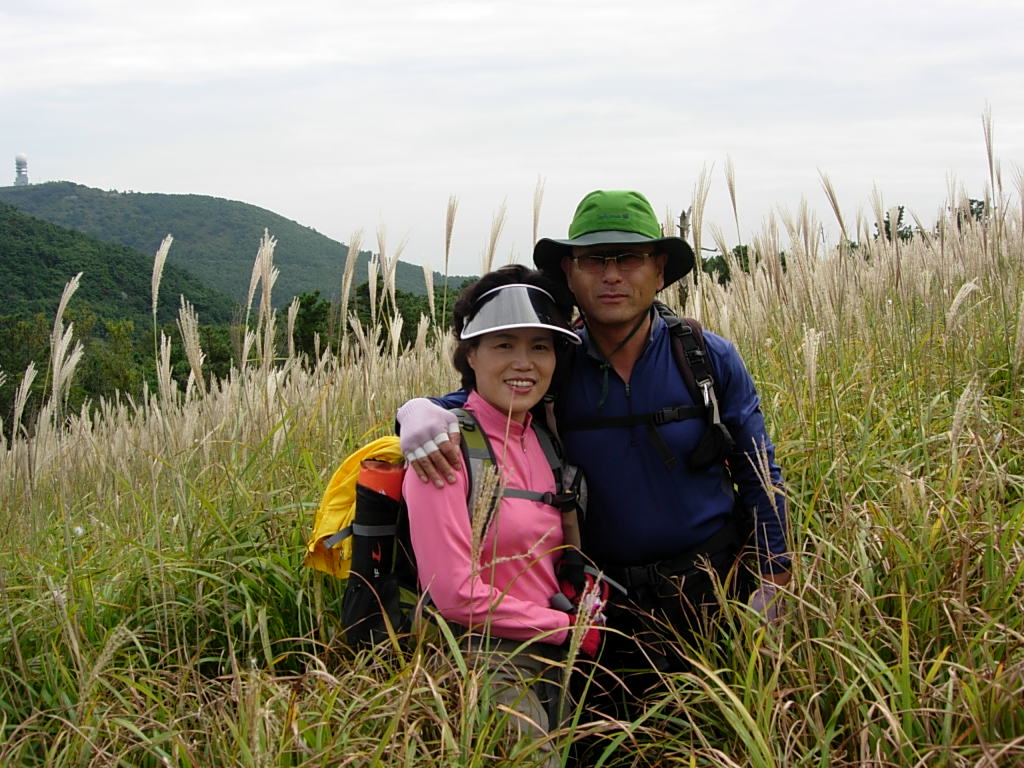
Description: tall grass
xmin=1 ymin=136 xmax=1023 ymax=765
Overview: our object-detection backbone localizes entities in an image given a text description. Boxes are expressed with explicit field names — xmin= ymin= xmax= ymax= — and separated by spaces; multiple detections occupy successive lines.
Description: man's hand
xmin=396 ymin=399 xmax=462 ymax=488
xmin=749 ymin=569 xmax=790 ymax=622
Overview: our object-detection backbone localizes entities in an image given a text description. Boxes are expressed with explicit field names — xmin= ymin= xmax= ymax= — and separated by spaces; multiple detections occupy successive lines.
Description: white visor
xmin=460 ymin=283 xmax=581 ymax=344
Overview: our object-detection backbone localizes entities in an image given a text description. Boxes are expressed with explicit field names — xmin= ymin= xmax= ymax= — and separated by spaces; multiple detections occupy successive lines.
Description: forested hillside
xmin=0 ymin=201 xmax=236 ymax=326
xmin=0 ymin=199 xmax=467 ymax=435
xmin=0 ymin=182 xmax=472 ymax=306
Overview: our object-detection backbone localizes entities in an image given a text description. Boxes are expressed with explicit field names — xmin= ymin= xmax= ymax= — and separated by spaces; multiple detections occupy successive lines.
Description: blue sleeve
xmin=431 ymin=390 xmax=469 ymax=410
xmin=706 ymin=334 xmax=790 ymax=574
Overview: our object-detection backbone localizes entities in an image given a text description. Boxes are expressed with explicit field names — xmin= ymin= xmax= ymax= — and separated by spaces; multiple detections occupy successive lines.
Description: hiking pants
xmin=593 ymin=547 xmax=756 ymax=719
xmin=461 ymin=636 xmax=569 ymax=768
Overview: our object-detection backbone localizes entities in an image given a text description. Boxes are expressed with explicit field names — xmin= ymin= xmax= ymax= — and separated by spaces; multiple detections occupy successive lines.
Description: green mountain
xmin=0 ymin=182 xmax=472 ymax=307
xmin=0 ymin=201 xmax=236 ymax=326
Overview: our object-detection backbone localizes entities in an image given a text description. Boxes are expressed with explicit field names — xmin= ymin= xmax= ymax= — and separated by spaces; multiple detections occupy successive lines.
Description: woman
xmin=403 ymin=265 xmax=599 ymax=764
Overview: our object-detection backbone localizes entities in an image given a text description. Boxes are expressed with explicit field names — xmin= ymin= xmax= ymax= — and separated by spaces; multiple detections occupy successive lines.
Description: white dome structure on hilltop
xmin=14 ymin=154 xmax=29 ymax=186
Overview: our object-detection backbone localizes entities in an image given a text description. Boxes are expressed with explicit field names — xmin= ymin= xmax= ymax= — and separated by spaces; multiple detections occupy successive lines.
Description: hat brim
xmin=533 ymin=230 xmax=696 ymax=288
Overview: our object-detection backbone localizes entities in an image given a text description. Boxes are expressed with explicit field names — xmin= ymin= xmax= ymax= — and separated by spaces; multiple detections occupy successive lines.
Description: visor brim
xmin=460 ymin=284 xmax=581 ymax=345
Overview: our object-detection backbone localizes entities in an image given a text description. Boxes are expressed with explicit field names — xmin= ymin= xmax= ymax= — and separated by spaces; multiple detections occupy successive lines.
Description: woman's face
xmin=467 ymin=327 xmax=556 ymax=423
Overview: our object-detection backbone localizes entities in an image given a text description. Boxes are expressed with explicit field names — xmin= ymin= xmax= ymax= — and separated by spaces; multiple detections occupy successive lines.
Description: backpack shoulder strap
xmin=653 ymin=301 xmax=712 ymax=403
xmin=452 ymin=407 xmax=579 ymax=513
xmin=530 ymin=422 xmax=581 ymax=513
xmin=452 ymin=407 xmax=497 ymax=519
xmin=654 ymin=301 xmax=725 ymax=420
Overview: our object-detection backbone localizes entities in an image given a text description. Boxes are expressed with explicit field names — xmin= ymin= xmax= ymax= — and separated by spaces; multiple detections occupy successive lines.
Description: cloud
xmin=3 ymin=0 xmax=1022 ymax=275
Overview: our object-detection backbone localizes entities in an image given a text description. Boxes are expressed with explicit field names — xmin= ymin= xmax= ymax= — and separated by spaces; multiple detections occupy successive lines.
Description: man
xmin=399 ymin=189 xmax=789 ymax=700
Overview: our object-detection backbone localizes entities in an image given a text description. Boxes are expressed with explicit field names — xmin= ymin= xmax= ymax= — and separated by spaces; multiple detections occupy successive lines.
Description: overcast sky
xmin=3 ymin=0 xmax=1022 ymax=277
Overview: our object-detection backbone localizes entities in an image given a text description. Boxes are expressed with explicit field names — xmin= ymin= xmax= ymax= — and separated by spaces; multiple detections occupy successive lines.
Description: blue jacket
xmin=435 ymin=312 xmax=788 ymax=574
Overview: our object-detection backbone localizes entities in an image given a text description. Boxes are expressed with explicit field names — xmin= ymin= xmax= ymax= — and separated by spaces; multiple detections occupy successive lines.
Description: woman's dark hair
xmin=451 ymin=264 xmax=575 ymax=393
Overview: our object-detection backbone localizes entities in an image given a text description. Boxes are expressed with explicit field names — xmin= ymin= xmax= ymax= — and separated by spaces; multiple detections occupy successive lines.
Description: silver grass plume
xmin=422 ymin=264 xmax=435 ymax=321
xmin=339 ymin=230 xmax=362 ymax=344
xmin=982 ymin=107 xmax=995 ymax=210
xmin=80 ymin=623 xmax=133 ymax=716
xmin=726 ymin=155 xmax=741 ymax=243
xmin=532 ymin=177 xmax=545 ymax=246
xmin=377 ymin=225 xmax=394 ymax=317
xmin=950 ymin=375 xmax=981 ymax=460
xmin=444 ymin=195 xmax=458 ymax=275
xmin=256 ymin=230 xmax=279 ymax=368
xmin=819 ymin=171 xmax=849 ymax=244
xmin=150 ymin=234 xmax=173 ymax=369
xmin=857 ymin=209 xmax=871 ymax=251
xmin=798 ymin=198 xmax=816 ymax=260
xmin=367 ymin=254 xmax=379 ymax=324
xmin=802 ymin=325 xmax=821 ymax=402
xmin=286 ymin=295 xmax=300 ymax=360
xmin=388 ymin=310 xmax=404 ymax=359
xmin=151 ymin=235 xmax=173 ymax=320
xmin=468 ymin=463 xmax=502 ymax=574
xmin=13 ymin=362 xmax=37 ymax=438
xmin=911 ymin=210 xmax=933 ymax=251
xmin=241 ymin=328 xmax=256 ymax=369
xmin=349 ymin=313 xmax=374 ymax=360
xmin=869 ymin=186 xmax=886 ymax=247
xmin=414 ymin=314 xmax=430 ymax=353
xmin=1014 ymin=165 xmax=1024 ymax=237
xmin=483 ymin=201 xmax=507 ymax=275
xmin=50 ymin=273 xmax=84 ymax=409
xmin=157 ymin=331 xmax=176 ymax=405
xmin=52 ymin=272 xmax=80 ymax=353
xmin=690 ymin=165 xmax=714 ymax=278
xmin=176 ymin=296 xmax=206 ymax=397
xmin=244 ymin=237 xmax=263 ymax=330
xmin=387 ymin=234 xmax=406 ymax=314
xmin=945 ymin=279 xmax=980 ymax=330
xmin=709 ymin=223 xmax=730 ymax=269
xmin=442 ymin=196 xmax=458 ymax=323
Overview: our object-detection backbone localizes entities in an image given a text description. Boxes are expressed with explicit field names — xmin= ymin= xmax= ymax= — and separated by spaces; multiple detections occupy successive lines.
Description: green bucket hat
xmin=533 ymin=190 xmax=696 ymax=287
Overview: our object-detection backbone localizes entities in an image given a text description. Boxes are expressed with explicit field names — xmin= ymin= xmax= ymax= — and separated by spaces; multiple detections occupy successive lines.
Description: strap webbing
xmin=351 ymin=523 xmax=398 ymax=537
xmin=562 ymin=405 xmax=705 ymax=431
xmin=454 ymin=408 xmax=571 ymax=515
xmin=324 ymin=527 xmax=351 ymax=549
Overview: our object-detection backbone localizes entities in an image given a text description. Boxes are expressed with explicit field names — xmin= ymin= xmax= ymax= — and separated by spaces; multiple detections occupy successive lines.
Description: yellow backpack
xmin=303 ymin=436 xmax=404 ymax=579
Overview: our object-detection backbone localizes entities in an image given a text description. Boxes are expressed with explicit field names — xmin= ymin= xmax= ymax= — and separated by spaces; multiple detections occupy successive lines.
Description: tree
xmin=286 ymin=291 xmax=332 ymax=359
xmin=699 ymin=244 xmax=755 ymax=287
xmin=875 ymin=206 xmax=915 ymax=242
xmin=953 ymin=198 xmax=987 ymax=231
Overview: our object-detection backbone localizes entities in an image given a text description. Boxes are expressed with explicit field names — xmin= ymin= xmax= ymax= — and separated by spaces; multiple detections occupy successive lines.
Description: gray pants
xmin=461 ymin=636 xmax=570 ymax=767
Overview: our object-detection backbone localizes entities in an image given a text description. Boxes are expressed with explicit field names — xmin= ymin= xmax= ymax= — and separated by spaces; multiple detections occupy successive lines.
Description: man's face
xmin=561 ymin=244 xmax=666 ymax=331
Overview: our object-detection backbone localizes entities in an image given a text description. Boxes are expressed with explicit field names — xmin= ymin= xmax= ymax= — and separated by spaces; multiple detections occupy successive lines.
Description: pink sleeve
xmin=403 ymin=469 xmax=571 ymax=645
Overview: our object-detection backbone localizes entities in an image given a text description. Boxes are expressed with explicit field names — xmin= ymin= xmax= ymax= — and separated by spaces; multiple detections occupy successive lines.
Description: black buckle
xmin=646 ymin=563 xmax=666 ymax=584
xmin=653 ymin=407 xmax=677 ymax=425
xmin=620 ymin=561 xmax=669 ymax=588
xmin=540 ymin=491 xmax=576 ymax=510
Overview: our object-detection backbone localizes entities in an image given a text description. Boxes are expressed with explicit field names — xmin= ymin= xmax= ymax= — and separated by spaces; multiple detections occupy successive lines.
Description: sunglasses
xmin=571 ymin=252 xmax=652 ymax=273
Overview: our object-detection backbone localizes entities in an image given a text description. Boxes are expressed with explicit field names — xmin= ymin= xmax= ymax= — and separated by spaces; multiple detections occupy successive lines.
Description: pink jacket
xmin=404 ymin=391 xmax=572 ymax=645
